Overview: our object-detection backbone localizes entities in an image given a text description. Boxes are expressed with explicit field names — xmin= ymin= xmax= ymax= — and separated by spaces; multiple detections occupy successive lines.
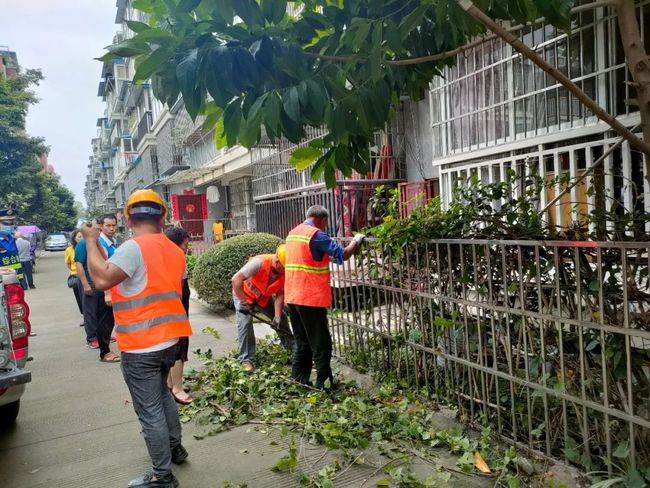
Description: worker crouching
xmin=231 ymin=244 xmax=294 ymax=372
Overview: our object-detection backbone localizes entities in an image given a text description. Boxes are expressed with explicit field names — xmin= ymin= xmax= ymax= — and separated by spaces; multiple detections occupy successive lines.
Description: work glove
xmin=353 ymin=233 xmax=366 ymax=244
xmin=237 ymin=302 xmax=251 ymax=315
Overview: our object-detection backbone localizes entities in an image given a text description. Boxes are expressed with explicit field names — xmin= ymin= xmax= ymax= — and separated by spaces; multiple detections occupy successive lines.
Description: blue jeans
xmin=120 ymin=343 xmax=182 ymax=477
xmin=233 ymin=295 xmax=294 ymax=363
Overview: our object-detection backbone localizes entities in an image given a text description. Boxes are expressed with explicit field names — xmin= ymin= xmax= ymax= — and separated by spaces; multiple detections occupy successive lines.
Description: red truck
xmin=0 ymin=268 xmax=32 ymax=426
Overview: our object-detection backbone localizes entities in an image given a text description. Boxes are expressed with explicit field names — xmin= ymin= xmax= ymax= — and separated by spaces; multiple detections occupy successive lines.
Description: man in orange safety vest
xmin=284 ymin=205 xmax=365 ymax=390
xmin=232 ymin=244 xmax=294 ymax=372
xmin=82 ymin=189 xmax=191 ymax=488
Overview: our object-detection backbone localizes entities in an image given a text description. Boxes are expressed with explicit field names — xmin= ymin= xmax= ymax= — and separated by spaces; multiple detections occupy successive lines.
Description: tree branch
xmin=302 ymin=1 xmax=617 ymax=67
xmin=456 ymin=0 xmax=650 ymax=160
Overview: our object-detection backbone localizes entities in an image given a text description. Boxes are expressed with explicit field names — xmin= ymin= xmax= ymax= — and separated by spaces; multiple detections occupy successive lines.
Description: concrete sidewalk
xmin=0 ymin=252 xmax=566 ymax=487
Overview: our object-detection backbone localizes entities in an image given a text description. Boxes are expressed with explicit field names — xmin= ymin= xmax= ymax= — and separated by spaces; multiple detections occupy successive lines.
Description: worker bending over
xmin=232 ymin=244 xmax=294 ymax=372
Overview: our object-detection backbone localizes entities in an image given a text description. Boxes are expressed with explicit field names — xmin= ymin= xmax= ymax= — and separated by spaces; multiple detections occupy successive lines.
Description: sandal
xmin=100 ymin=352 xmax=120 ymax=363
xmin=171 ymin=391 xmax=193 ymax=405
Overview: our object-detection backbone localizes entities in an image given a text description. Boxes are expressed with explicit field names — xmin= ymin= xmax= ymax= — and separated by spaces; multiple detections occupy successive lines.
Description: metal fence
xmin=329 ymin=238 xmax=650 ymax=473
xmin=256 ymin=179 xmax=402 ymax=238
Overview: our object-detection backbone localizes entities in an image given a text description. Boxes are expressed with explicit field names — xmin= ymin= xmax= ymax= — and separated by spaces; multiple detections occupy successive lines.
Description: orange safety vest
xmin=285 ymin=223 xmax=331 ymax=308
xmin=110 ymin=233 xmax=192 ymax=352
xmin=242 ymin=254 xmax=285 ymax=308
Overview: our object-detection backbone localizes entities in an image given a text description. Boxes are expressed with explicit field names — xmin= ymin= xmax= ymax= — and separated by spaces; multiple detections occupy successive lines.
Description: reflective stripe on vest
xmin=284 ymin=224 xmax=331 ymax=308
xmin=110 ymin=233 xmax=192 ymax=351
xmin=111 ymin=291 xmax=181 ymax=311
xmin=242 ymin=254 xmax=284 ymax=308
xmin=115 ymin=313 xmax=189 ymax=333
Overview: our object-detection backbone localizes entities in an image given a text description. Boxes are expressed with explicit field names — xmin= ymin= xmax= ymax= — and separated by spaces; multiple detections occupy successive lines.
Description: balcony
xmin=136 ymin=111 xmax=153 ymax=145
xmin=160 ymin=147 xmax=190 ymax=177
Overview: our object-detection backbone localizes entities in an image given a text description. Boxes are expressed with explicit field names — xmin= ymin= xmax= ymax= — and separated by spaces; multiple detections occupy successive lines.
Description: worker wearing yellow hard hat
xmin=230 ymin=242 xmax=293 ymax=372
xmin=81 ymin=188 xmax=191 ymax=486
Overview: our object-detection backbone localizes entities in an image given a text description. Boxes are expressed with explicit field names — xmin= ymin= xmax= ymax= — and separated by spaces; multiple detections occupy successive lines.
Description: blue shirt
xmin=99 ymin=234 xmax=117 ymax=258
xmin=74 ymin=239 xmax=94 ymax=286
xmin=304 ymin=219 xmax=346 ymax=265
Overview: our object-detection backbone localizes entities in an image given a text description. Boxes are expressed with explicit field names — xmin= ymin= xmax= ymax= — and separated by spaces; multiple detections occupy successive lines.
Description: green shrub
xmin=192 ymin=233 xmax=281 ymax=308
xmin=185 ymin=254 xmax=197 ymax=281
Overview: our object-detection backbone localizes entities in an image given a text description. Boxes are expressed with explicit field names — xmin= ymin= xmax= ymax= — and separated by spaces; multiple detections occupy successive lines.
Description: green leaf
xmin=239 ymin=93 xmax=266 ymax=147
xmin=283 ymin=86 xmax=301 ymax=123
xmin=223 ymin=98 xmax=242 ymax=146
xmin=353 ymin=19 xmax=372 ymax=51
xmin=106 ymin=39 xmax=151 ymax=58
xmin=622 ymin=470 xmax=646 ymax=488
xmin=375 ymin=480 xmax=390 ymax=487
xmin=176 ymin=48 xmax=201 ymax=119
xmin=271 ymin=455 xmax=298 ymax=472
xmin=398 ymin=5 xmax=429 ymax=40
xmin=133 ymin=48 xmax=171 ymax=83
xmin=263 ymin=92 xmax=281 ymax=134
xmin=214 ymin=116 xmax=227 ymax=149
xmin=126 ymin=20 xmax=151 ymax=33
xmin=261 ymin=0 xmax=285 ymax=24
xmin=613 ymin=440 xmax=630 ymax=459
xmin=289 ymin=147 xmax=321 ymax=171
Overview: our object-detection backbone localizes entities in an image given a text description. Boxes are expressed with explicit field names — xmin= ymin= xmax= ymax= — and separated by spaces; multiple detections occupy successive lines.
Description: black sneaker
xmin=128 ymin=471 xmax=179 ymax=488
xmin=171 ymin=444 xmax=188 ymax=464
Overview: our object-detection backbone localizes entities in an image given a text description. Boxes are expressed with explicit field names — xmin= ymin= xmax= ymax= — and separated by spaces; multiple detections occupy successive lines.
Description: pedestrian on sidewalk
xmin=82 ymin=189 xmax=191 ymax=488
xmin=0 ymin=208 xmax=24 ymax=283
xmin=231 ymin=243 xmax=294 ymax=373
xmin=15 ymin=232 xmax=34 ymax=289
xmin=164 ymin=226 xmax=192 ymax=405
xmin=75 ymin=214 xmax=119 ymax=361
xmin=65 ymin=230 xmax=84 ymax=326
xmin=284 ymin=205 xmax=365 ymax=389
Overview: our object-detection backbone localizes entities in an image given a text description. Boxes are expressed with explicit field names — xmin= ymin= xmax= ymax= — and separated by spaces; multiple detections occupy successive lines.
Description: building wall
xmin=409 ymin=3 xmax=650 ymax=231
xmin=402 ymin=98 xmax=437 ymax=182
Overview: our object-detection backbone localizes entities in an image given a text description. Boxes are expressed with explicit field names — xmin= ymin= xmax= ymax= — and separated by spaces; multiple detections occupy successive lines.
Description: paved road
xmin=0 ymin=250 xmax=288 ymax=487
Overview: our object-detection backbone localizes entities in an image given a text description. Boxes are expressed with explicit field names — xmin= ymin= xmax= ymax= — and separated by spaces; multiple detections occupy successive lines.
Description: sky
xmin=0 ymin=0 xmax=118 ymax=203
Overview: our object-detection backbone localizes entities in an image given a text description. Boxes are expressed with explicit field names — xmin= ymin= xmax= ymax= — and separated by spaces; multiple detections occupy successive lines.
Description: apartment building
xmin=421 ymin=3 xmax=650 ymax=231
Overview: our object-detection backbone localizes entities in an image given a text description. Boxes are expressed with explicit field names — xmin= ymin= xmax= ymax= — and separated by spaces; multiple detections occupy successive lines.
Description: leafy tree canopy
xmin=101 ymin=0 xmax=574 ymax=186
xmin=0 ymin=69 xmax=77 ymax=232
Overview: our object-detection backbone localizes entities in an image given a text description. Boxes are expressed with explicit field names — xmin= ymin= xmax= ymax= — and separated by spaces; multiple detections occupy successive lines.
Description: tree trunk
xmin=617 ymin=0 xmax=650 ymax=184
xmin=456 ymin=0 xmax=650 ymax=172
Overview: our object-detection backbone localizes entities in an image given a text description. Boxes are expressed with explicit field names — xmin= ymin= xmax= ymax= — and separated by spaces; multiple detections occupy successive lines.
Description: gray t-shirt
xmin=16 ymin=238 xmax=31 ymax=261
xmin=108 ymin=240 xmax=147 ymax=296
xmin=238 ymin=257 xmax=263 ymax=279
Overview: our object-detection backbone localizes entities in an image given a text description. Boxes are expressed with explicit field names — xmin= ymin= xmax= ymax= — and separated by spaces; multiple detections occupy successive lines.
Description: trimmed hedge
xmin=192 ymin=233 xmax=282 ymax=308
xmin=185 ymin=254 xmax=197 ymax=281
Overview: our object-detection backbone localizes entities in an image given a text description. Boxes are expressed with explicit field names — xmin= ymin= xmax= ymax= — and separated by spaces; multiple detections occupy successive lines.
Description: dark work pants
xmin=20 ymin=260 xmax=34 ymax=288
xmin=121 ymin=344 xmax=182 ymax=477
xmin=288 ymin=304 xmax=332 ymax=388
xmin=72 ymin=278 xmax=84 ymax=315
xmin=83 ymin=290 xmax=114 ymax=357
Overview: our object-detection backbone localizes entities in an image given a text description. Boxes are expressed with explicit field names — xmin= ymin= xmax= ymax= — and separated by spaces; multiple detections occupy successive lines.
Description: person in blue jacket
xmin=0 ymin=208 xmax=24 ymax=282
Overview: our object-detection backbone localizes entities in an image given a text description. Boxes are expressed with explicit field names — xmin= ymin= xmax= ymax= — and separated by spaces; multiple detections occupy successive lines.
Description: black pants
xmin=83 ymin=290 xmax=114 ymax=357
xmin=71 ymin=276 xmax=84 ymax=315
xmin=288 ymin=304 xmax=332 ymax=388
xmin=20 ymin=260 xmax=34 ymax=288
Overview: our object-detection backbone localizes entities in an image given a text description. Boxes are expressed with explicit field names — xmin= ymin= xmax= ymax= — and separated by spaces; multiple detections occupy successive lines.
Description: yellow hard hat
xmin=124 ymin=189 xmax=168 ymax=220
xmin=276 ymin=243 xmax=286 ymax=267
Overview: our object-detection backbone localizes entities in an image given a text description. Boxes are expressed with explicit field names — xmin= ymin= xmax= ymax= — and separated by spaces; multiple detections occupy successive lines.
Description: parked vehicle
xmin=44 ymin=233 xmax=67 ymax=251
xmin=0 ymin=268 xmax=32 ymax=426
